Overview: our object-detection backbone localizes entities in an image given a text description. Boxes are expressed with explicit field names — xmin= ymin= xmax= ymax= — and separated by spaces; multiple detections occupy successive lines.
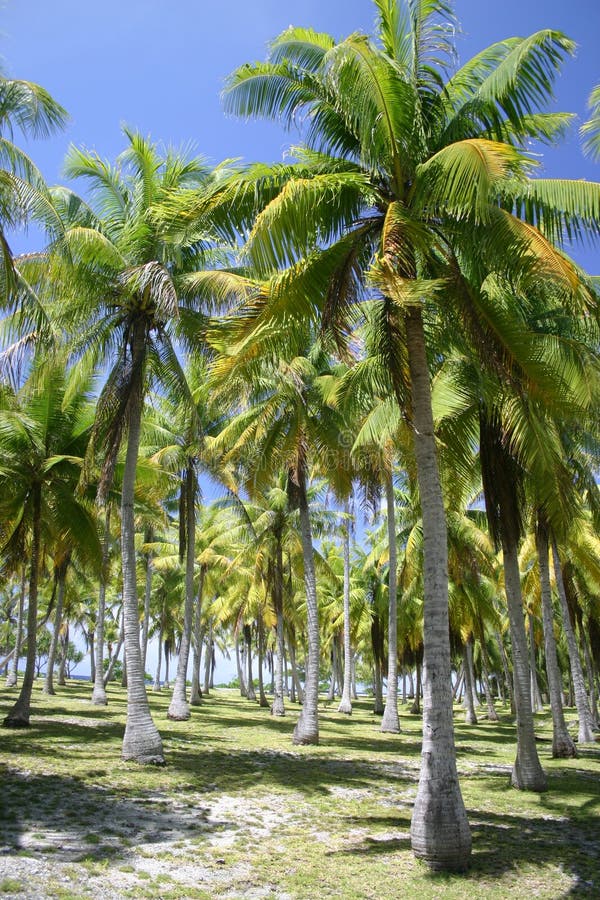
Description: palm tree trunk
xmin=203 ymin=622 xmax=212 ymax=695
xmin=3 ymin=483 xmax=42 ymax=727
xmin=501 ymin=533 xmax=547 ymax=790
xmin=153 ymin=624 xmax=163 ymax=691
xmin=551 ymin=538 xmax=596 ymax=743
xmin=536 ymin=521 xmax=576 ymax=758
xmin=292 ymin=468 xmax=319 ymax=745
xmin=92 ymin=508 xmax=111 ymax=705
xmin=6 ymin=565 xmax=26 ymax=688
xmin=289 ymin=630 xmax=304 ymax=704
xmin=190 ymin=566 xmax=205 ymax=706
xmin=580 ymin=629 xmax=600 ymax=726
xmin=381 ymin=470 xmax=400 ymax=732
xmin=168 ymin=466 xmax=196 ymax=721
xmin=372 ymin=613 xmax=384 ymax=714
xmin=236 ymin=633 xmax=247 ymax=696
xmin=57 ymin=626 xmax=68 ymax=686
xmin=338 ymin=507 xmax=353 ymax=715
xmin=44 ymin=563 xmax=68 ymax=695
xmin=496 ymin=630 xmax=514 ymax=713
xmin=405 ymin=307 xmax=471 ymax=872
xmin=141 ymin=539 xmax=153 ymax=672
xmin=257 ymin=614 xmax=269 ymax=707
xmin=462 ymin=638 xmax=478 ymax=725
xmin=528 ymin=612 xmax=544 ymax=713
xmin=271 ymin=531 xmax=285 ymax=716
xmin=120 ymin=328 xmax=164 ymax=764
xmin=245 ymin=623 xmax=257 ymax=701
xmin=478 ymin=636 xmax=499 ymax=722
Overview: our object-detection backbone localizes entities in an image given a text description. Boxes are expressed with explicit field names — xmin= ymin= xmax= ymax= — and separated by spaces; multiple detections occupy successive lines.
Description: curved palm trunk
xmin=338 ymin=510 xmax=353 ymax=715
xmin=120 ymin=331 xmax=164 ymax=765
xmin=3 ymin=483 xmax=42 ymax=728
xmin=551 ymin=538 xmax=596 ymax=743
xmin=462 ymin=638 xmax=478 ymax=725
xmin=292 ymin=469 xmax=319 ymax=745
xmin=381 ymin=471 xmax=400 ymax=732
xmin=190 ymin=566 xmax=206 ymax=706
xmin=6 ymin=565 xmax=26 ymax=688
xmin=271 ymin=532 xmax=285 ymax=716
xmin=536 ymin=521 xmax=576 ymax=758
xmin=502 ymin=534 xmax=547 ymax=791
xmin=405 ymin=308 xmax=471 ymax=872
xmin=92 ymin=509 xmax=111 ymax=705
xmin=168 ymin=466 xmax=196 ymax=721
xmin=44 ymin=562 xmax=68 ymax=695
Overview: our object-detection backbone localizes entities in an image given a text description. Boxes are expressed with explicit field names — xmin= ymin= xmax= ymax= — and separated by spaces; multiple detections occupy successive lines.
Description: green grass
xmin=1 ymin=679 xmax=599 ymax=898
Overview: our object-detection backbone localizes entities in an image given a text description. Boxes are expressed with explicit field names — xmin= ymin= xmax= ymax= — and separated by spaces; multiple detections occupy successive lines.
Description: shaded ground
xmin=0 ymin=682 xmax=599 ymax=899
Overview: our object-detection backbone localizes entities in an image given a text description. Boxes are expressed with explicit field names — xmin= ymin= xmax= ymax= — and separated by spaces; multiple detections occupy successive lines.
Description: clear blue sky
xmin=2 ymin=0 xmax=599 ymax=270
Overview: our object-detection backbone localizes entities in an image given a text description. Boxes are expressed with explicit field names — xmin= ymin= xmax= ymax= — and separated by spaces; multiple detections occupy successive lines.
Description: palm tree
xmin=1 ymin=361 xmax=100 ymax=726
xmin=46 ymin=129 xmax=225 ymax=763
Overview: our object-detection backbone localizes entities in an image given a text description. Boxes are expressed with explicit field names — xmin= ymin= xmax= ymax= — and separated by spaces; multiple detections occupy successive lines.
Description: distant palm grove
xmin=2 ymin=0 xmax=600 ymax=874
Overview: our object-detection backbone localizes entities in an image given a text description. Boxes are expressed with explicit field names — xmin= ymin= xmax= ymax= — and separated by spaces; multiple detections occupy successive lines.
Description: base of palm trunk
xmin=578 ymin=723 xmax=597 ymax=744
xmin=271 ymin=697 xmax=285 ymax=716
xmin=122 ymin=722 xmax=165 ymax=765
xmin=292 ymin=711 xmax=319 ymax=745
xmin=167 ymin=698 xmax=191 ymax=721
xmin=411 ymin=776 xmax=472 ymax=872
xmin=5 ymin=674 xmax=17 ymax=688
xmin=42 ymin=686 xmax=55 ymax=696
xmin=464 ymin=710 xmax=478 ymax=725
xmin=380 ymin=703 xmax=400 ymax=732
xmin=552 ymin=735 xmax=577 ymax=758
xmin=3 ymin=712 xmax=30 ymax=728
xmin=511 ymin=749 xmax=547 ymax=791
xmin=259 ymin=695 xmax=270 ymax=708
xmin=337 ymin=696 xmax=352 ymax=715
xmin=91 ymin=686 xmax=108 ymax=705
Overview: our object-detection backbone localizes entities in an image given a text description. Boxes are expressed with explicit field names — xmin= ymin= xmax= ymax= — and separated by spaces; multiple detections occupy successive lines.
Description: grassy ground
xmin=0 ymin=681 xmax=599 ymax=899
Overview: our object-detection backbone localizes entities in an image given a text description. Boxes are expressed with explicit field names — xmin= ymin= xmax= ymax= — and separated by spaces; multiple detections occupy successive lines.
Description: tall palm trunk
xmin=6 ymin=565 xmax=26 ymax=688
xmin=338 ymin=506 xmax=353 ymax=715
xmin=528 ymin=612 xmax=544 ymax=713
xmin=120 ymin=327 xmax=164 ymax=764
xmin=496 ymin=630 xmax=514 ymax=712
xmin=3 ymin=483 xmax=42 ymax=727
xmin=462 ymin=638 xmax=478 ymax=725
xmin=536 ymin=520 xmax=576 ymax=758
xmin=168 ymin=465 xmax=196 ymax=720
xmin=405 ymin=307 xmax=471 ymax=872
xmin=501 ymin=534 xmax=547 ymax=790
xmin=141 ymin=533 xmax=153 ymax=672
xmin=257 ymin=614 xmax=269 ymax=707
xmin=288 ymin=628 xmax=304 ymax=704
xmin=44 ymin=561 xmax=69 ymax=695
xmin=551 ymin=538 xmax=596 ymax=743
xmin=203 ymin=621 xmax=212 ymax=695
xmin=92 ymin=508 xmax=111 ymax=705
xmin=381 ymin=470 xmax=400 ymax=732
xmin=245 ymin=623 xmax=256 ymax=701
xmin=190 ymin=566 xmax=205 ymax=706
xmin=372 ymin=613 xmax=384 ymax=714
xmin=271 ymin=530 xmax=285 ymax=716
xmin=153 ymin=624 xmax=163 ymax=691
xmin=292 ymin=468 xmax=319 ymax=745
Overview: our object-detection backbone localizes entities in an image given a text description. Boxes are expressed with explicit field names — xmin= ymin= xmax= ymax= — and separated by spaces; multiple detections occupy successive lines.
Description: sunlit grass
xmin=1 ymin=679 xmax=599 ymax=898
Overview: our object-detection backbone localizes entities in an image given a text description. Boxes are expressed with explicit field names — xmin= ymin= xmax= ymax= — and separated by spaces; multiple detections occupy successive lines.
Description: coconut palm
xmin=0 ymin=361 xmax=100 ymax=726
xmin=43 ymin=129 xmax=228 ymax=763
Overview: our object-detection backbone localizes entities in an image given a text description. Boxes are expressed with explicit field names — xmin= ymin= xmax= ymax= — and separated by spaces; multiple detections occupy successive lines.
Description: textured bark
xmin=536 ymin=522 xmax=576 ymax=758
xmin=44 ymin=563 xmax=68 ymax=695
xmin=92 ymin=509 xmax=111 ymax=705
xmin=528 ymin=612 xmax=544 ymax=713
xmin=551 ymin=538 xmax=596 ymax=743
xmin=190 ymin=567 xmax=205 ymax=706
xmin=271 ymin=531 xmax=286 ymax=716
xmin=245 ymin=623 xmax=257 ymax=701
xmin=462 ymin=639 xmax=478 ymax=725
xmin=257 ymin=615 xmax=269 ymax=707
xmin=168 ymin=466 xmax=196 ymax=721
xmin=405 ymin=308 xmax=471 ymax=872
xmin=381 ymin=471 xmax=400 ymax=732
xmin=338 ymin=511 xmax=353 ymax=715
xmin=292 ymin=470 xmax=319 ymax=745
xmin=6 ymin=566 xmax=26 ymax=688
xmin=3 ymin=483 xmax=42 ymax=728
xmin=502 ymin=535 xmax=547 ymax=790
xmin=141 ymin=542 xmax=153 ymax=672
xmin=120 ymin=328 xmax=164 ymax=764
